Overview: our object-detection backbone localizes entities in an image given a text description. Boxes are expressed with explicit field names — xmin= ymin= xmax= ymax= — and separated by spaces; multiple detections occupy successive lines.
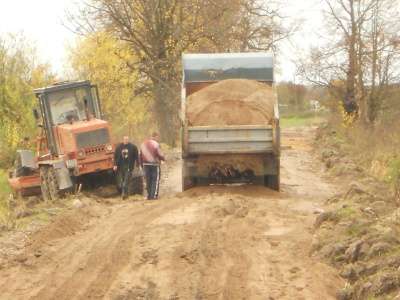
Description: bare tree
xmin=299 ymin=0 xmax=400 ymax=124
xmin=363 ymin=0 xmax=400 ymax=122
xmin=67 ymin=0 xmax=288 ymax=144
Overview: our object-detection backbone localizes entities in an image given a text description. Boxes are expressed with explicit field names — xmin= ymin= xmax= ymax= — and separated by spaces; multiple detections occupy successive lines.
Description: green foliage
xmin=385 ymin=157 xmax=400 ymax=185
xmin=0 ymin=169 xmax=12 ymax=225
xmin=337 ymin=206 xmax=357 ymax=219
xmin=280 ymin=115 xmax=324 ymax=128
xmin=68 ymin=31 xmax=153 ymax=142
xmin=0 ymin=33 xmax=55 ymax=167
xmin=277 ymin=82 xmax=308 ymax=113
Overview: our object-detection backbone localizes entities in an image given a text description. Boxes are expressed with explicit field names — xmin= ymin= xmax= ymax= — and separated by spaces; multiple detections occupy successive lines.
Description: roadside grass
xmin=280 ymin=114 xmax=325 ymax=128
xmin=328 ymin=116 xmax=400 ymax=190
xmin=0 ymin=169 xmax=58 ymax=231
xmin=0 ymin=169 xmax=13 ymax=228
xmin=16 ymin=205 xmax=56 ymax=229
xmin=0 ymin=170 xmax=11 ymax=213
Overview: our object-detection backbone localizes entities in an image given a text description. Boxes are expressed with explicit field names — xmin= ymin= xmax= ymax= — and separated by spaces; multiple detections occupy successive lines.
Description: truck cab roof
xmin=34 ymin=80 xmax=91 ymax=96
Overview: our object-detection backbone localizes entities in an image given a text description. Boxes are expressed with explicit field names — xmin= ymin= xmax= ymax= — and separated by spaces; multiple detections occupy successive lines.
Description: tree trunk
xmin=343 ymin=0 xmax=359 ymax=117
xmin=367 ymin=2 xmax=379 ymax=124
xmin=152 ymin=80 xmax=179 ymax=147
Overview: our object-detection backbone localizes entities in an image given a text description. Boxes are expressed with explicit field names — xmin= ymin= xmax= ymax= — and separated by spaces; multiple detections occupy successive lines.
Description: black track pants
xmin=143 ymin=164 xmax=160 ymax=199
xmin=119 ymin=166 xmax=131 ymax=197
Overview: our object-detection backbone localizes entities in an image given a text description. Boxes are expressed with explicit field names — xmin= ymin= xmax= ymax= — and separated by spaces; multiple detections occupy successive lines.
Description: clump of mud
xmin=186 ymin=79 xmax=276 ymax=126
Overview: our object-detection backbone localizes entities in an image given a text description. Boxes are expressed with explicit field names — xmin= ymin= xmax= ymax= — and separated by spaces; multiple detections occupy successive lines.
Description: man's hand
xmin=113 ymin=165 xmax=117 ymax=171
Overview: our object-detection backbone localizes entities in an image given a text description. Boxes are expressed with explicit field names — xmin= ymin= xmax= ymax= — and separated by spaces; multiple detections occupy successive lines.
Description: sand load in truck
xmin=181 ymin=53 xmax=280 ymax=191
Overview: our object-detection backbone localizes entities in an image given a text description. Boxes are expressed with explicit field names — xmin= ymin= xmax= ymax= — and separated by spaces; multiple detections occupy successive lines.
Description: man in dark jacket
xmin=113 ymin=136 xmax=139 ymax=199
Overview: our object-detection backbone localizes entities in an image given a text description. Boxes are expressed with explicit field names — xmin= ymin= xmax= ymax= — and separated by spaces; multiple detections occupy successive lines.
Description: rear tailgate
xmin=186 ymin=125 xmax=274 ymax=154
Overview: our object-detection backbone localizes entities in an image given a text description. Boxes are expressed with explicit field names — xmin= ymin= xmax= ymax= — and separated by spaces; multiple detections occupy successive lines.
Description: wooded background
xmin=1 ymin=0 xmax=400 ymax=168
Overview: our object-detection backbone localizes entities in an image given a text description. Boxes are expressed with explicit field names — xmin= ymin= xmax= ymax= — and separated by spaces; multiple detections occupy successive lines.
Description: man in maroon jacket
xmin=140 ymin=132 xmax=165 ymax=200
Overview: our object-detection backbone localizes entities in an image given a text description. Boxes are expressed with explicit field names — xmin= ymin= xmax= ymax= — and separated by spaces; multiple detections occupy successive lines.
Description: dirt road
xmin=0 ymin=127 xmax=343 ymax=299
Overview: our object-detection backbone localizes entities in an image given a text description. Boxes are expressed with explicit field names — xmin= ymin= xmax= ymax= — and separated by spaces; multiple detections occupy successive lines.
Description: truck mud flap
xmin=53 ymin=161 xmax=73 ymax=190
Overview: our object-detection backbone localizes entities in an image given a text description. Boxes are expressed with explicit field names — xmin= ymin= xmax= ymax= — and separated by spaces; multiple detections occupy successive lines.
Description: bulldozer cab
xmin=35 ymin=81 xmax=102 ymax=125
xmin=34 ymin=81 xmax=102 ymax=155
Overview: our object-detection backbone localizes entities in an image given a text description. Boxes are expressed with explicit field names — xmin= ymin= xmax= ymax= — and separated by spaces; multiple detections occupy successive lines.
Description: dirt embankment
xmin=186 ymin=79 xmax=276 ymax=126
xmin=0 ymin=127 xmax=345 ymax=300
xmin=312 ymin=125 xmax=400 ymax=300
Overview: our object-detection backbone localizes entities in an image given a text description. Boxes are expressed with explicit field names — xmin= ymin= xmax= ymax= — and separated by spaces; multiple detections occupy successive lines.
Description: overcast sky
xmin=0 ymin=0 xmax=325 ymax=82
xmin=0 ymin=0 xmax=75 ymax=73
xmin=278 ymin=0 xmax=325 ymax=82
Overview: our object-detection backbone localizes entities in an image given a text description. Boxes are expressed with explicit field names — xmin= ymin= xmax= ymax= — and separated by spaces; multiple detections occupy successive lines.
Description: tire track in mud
xmin=136 ymin=193 xmax=260 ymax=299
xmin=44 ymin=199 xmax=189 ymax=300
xmin=199 ymin=197 xmax=252 ymax=300
xmin=103 ymin=192 xmax=256 ymax=300
xmin=0 ymin=127 xmax=345 ymax=299
xmin=1 ymin=199 xmax=190 ymax=300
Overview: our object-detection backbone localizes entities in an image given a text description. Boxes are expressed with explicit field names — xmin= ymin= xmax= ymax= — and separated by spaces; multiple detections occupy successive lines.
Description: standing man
xmin=140 ymin=132 xmax=165 ymax=200
xmin=114 ymin=136 xmax=139 ymax=199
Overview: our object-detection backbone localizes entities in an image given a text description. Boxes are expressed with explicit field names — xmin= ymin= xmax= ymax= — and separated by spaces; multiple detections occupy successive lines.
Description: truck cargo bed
xmin=186 ymin=125 xmax=274 ymax=154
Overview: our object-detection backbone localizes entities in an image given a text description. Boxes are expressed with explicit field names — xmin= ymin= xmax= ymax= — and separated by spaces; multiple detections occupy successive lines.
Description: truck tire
xmin=265 ymin=175 xmax=280 ymax=191
xmin=182 ymin=175 xmax=194 ymax=191
xmin=182 ymin=160 xmax=194 ymax=191
xmin=195 ymin=177 xmax=209 ymax=187
xmin=253 ymin=176 xmax=265 ymax=186
xmin=39 ymin=167 xmax=51 ymax=202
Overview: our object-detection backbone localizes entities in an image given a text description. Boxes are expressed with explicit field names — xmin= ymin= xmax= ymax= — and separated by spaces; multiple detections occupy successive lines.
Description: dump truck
xmin=181 ymin=53 xmax=280 ymax=191
xmin=8 ymin=80 xmax=143 ymax=200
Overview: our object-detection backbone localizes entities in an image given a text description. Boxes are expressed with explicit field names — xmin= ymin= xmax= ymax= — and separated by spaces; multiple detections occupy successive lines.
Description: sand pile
xmin=186 ymin=79 xmax=276 ymax=126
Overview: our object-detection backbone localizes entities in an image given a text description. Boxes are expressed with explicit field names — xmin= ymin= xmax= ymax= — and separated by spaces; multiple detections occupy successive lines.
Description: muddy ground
xmin=0 ymin=127 xmax=344 ymax=299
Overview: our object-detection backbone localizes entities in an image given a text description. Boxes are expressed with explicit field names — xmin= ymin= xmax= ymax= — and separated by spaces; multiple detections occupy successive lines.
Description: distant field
xmin=280 ymin=114 xmax=325 ymax=128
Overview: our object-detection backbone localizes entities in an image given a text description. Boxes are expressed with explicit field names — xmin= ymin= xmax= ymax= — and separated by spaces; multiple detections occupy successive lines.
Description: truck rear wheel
xmin=182 ymin=160 xmax=194 ymax=191
xmin=253 ymin=176 xmax=265 ymax=186
xmin=182 ymin=175 xmax=194 ymax=191
xmin=265 ymin=175 xmax=280 ymax=191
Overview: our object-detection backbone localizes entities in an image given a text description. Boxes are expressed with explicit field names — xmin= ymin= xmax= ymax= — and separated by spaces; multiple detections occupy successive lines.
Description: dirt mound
xmin=28 ymin=209 xmax=90 ymax=249
xmin=186 ymin=79 xmax=276 ymax=126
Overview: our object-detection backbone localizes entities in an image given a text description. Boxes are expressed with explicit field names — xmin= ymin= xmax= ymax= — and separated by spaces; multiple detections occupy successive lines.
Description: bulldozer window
xmin=48 ymin=88 xmax=94 ymax=125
